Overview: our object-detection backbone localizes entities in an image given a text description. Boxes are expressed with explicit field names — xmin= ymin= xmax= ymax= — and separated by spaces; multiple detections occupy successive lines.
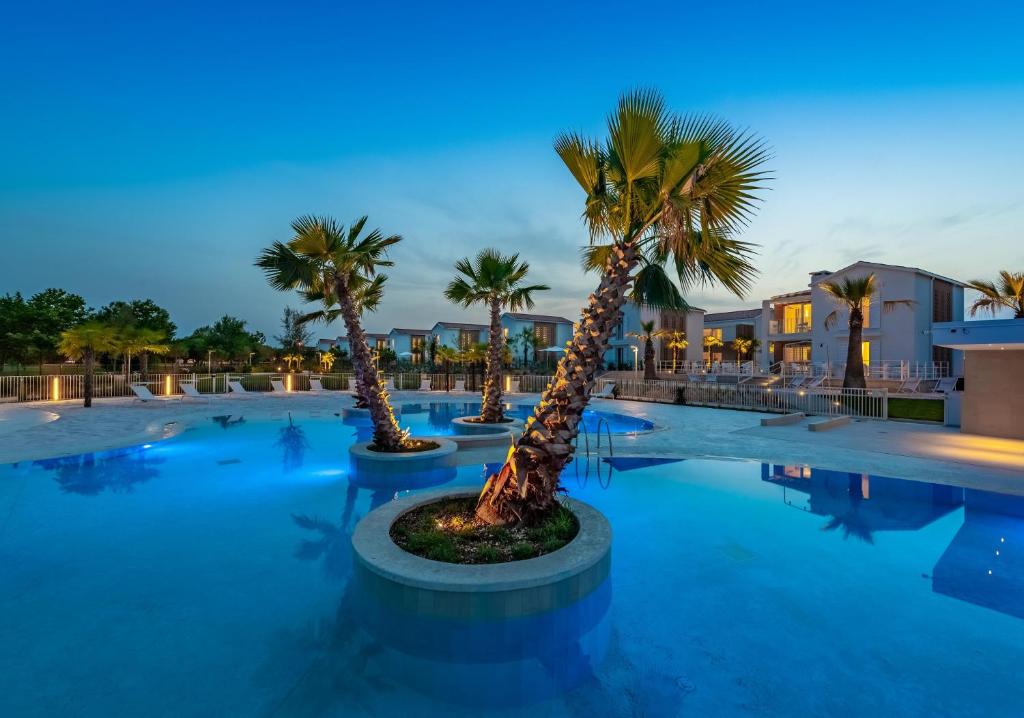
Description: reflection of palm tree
xmin=275 ymin=413 xmax=309 ymax=472
xmin=815 ymin=474 xmax=874 ymax=543
xmin=210 ymin=414 xmax=246 ymax=429
xmin=36 ymin=448 xmax=164 ymax=495
xmin=292 ymin=485 xmax=359 ymax=579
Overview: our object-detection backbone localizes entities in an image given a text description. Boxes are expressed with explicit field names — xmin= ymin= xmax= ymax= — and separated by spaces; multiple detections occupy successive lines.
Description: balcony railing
xmin=768 ymin=320 xmax=812 ymax=335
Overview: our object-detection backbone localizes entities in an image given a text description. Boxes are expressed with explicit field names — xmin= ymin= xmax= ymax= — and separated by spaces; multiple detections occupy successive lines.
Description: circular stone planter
xmin=349 ymin=438 xmax=458 ymax=474
xmin=351 ymin=488 xmax=612 ymax=622
xmin=450 ymin=416 xmax=525 ymax=436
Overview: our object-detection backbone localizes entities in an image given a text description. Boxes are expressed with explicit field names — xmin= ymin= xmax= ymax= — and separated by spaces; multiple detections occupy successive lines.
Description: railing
xmin=0 ymin=370 xmax=563 ymax=404
xmin=655 ymin=360 xmax=757 ymax=375
xmin=601 ymin=378 xmax=889 ymax=420
xmin=773 ymin=360 xmax=950 ymax=381
xmin=769 ymin=320 xmax=811 ymax=335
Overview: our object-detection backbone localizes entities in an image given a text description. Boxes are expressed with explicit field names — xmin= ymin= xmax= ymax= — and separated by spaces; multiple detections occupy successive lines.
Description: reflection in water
xmin=761 ymin=464 xmax=963 ymax=543
xmin=933 ymin=489 xmax=1024 ymax=620
xmin=275 ymin=413 xmax=309 ymax=473
xmin=34 ymin=447 xmax=164 ymax=495
xmin=210 ymin=415 xmax=246 ymax=429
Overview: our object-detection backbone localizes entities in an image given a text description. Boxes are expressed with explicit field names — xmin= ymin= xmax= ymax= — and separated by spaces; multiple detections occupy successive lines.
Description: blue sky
xmin=2 ymin=1 xmax=1023 ymax=337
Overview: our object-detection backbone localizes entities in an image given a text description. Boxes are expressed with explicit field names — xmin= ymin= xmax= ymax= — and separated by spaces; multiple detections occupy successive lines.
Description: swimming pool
xmin=1 ymin=413 xmax=1022 ymax=716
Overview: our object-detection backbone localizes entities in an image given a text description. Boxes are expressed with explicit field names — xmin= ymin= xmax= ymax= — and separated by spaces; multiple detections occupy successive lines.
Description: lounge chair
xmin=686 ymin=374 xmax=704 ymax=383
xmin=804 ymin=375 xmax=826 ymax=389
xmin=704 ymin=374 xmax=719 ymax=384
xmin=228 ymin=380 xmax=250 ymax=396
xmin=592 ymin=382 xmax=616 ymax=399
xmin=270 ymin=379 xmax=289 ymax=394
xmin=129 ymin=383 xmax=167 ymax=402
xmin=452 ymin=379 xmax=466 ymax=392
xmin=510 ymin=378 xmax=521 ymax=394
xmin=384 ymin=378 xmax=396 ymax=392
xmin=933 ymin=376 xmax=959 ymax=394
xmin=786 ymin=375 xmax=806 ymax=389
xmin=180 ymin=382 xmax=211 ymax=401
xmin=308 ymin=377 xmax=330 ymax=393
xmin=419 ymin=376 xmax=432 ymax=391
xmin=897 ymin=377 xmax=921 ymax=394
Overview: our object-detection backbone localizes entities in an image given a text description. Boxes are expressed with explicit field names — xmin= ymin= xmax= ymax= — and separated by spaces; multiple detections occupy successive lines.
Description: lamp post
xmin=207 ymin=350 xmax=213 ymax=375
xmin=632 ymin=345 xmax=639 ymax=380
xmin=248 ymin=352 xmax=255 ymax=366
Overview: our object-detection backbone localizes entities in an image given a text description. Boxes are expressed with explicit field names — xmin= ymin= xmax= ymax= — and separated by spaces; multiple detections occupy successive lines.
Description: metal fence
xmin=0 ymin=371 xmax=558 ymax=403
xmin=601 ymin=378 xmax=889 ymax=420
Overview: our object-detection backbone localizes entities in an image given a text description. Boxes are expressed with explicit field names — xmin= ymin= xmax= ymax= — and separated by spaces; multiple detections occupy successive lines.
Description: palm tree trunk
xmin=83 ymin=348 xmax=94 ymax=408
xmin=643 ymin=338 xmax=657 ymax=380
xmin=335 ymin=273 xmax=407 ymax=450
xmin=476 ymin=242 xmax=640 ymax=525
xmin=479 ymin=298 xmax=505 ymax=422
xmin=844 ymin=308 xmax=867 ymax=389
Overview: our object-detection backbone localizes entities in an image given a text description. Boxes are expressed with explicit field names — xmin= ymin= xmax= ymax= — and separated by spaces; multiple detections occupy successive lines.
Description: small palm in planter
xmin=257 ymin=215 xmax=431 ymax=452
xmin=444 ymin=249 xmax=549 ymax=424
xmin=627 ymin=320 xmax=666 ymax=381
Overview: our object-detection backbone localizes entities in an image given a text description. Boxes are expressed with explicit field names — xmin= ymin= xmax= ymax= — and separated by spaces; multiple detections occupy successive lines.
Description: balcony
xmin=768 ymin=320 xmax=812 ymax=336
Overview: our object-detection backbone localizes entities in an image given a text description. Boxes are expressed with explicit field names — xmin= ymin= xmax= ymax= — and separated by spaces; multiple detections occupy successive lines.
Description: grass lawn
xmin=888 ymin=397 xmax=944 ymax=422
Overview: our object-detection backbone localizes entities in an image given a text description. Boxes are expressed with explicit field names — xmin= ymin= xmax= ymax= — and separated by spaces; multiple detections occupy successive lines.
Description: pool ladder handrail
xmin=574 ymin=416 xmax=614 ymax=458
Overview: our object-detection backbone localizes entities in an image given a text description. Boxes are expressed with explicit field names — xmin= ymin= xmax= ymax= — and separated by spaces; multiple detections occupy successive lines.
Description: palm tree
xmin=435 ymin=345 xmax=459 ymax=391
xmin=966 ymin=271 xmax=1024 ymax=319
xmin=731 ymin=336 xmax=760 ymax=361
xmin=444 ymin=250 xmax=550 ymax=423
xmin=663 ymin=331 xmax=688 ymax=372
xmin=58 ymin=322 xmax=118 ymax=407
xmin=111 ymin=327 xmax=170 ymax=374
xmin=626 ymin=320 xmax=666 ymax=380
xmin=513 ymin=328 xmax=537 ymax=368
xmin=319 ymin=352 xmax=335 ymax=372
xmin=475 ymin=89 xmax=769 ymax=525
xmin=256 ymin=215 xmax=412 ymax=451
xmin=821 ymin=273 xmax=914 ymax=389
xmin=282 ymin=352 xmax=303 ymax=371
xmin=703 ymin=333 xmax=724 ymax=363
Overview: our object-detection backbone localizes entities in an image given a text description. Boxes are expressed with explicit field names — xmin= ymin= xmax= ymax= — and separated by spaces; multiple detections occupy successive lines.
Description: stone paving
xmin=1 ymin=391 xmax=1022 ymax=495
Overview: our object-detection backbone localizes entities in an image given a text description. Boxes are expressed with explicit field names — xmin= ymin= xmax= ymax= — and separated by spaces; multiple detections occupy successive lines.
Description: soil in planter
xmin=462 ymin=416 xmax=516 ymax=424
xmin=391 ymin=497 xmax=579 ymax=564
xmin=366 ymin=439 xmax=441 ymax=453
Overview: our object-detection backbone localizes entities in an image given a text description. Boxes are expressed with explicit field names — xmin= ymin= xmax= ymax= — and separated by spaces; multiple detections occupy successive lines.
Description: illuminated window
xmin=861 ymin=340 xmax=871 ymax=365
xmin=862 ymin=297 xmax=871 ymax=328
xmin=783 ymin=303 xmax=812 ymax=333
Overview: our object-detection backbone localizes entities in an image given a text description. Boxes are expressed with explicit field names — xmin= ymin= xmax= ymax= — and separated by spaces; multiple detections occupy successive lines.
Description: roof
xmin=704 ymin=308 xmax=762 ymax=323
xmin=503 ymin=312 xmax=574 ymax=324
xmin=432 ymin=322 xmax=488 ymax=331
xmin=317 ymin=338 xmax=336 ymax=346
xmin=769 ymin=289 xmax=812 ymax=301
xmin=366 ymin=333 xmax=390 ymax=340
xmin=389 ymin=328 xmax=432 ymax=335
xmin=817 ymin=261 xmax=967 ymax=288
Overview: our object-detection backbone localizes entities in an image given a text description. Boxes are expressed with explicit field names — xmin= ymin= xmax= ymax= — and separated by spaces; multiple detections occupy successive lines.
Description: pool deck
xmin=2 ymin=391 xmax=1023 ymax=495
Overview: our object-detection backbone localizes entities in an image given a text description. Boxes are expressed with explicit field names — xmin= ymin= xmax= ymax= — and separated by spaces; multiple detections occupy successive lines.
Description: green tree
xmin=113 ymin=327 xmax=170 ymax=376
xmin=966 ymin=271 xmax=1024 ymax=319
xmin=57 ymin=322 xmax=118 ymax=407
xmin=476 ymin=89 xmax=769 ymax=525
xmin=627 ymin=320 xmax=666 ymax=380
xmin=512 ymin=328 xmax=537 ymax=368
xmin=95 ymin=299 xmax=176 ymax=339
xmin=184 ymin=316 xmax=262 ymax=367
xmin=821 ymin=274 xmax=915 ymax=388
xmin=256 ymin=215 xmax=410 ymax=451
xmin=444 ymin=250 xmax=549 ymax=423
xmin=275 ymin=306 xmax=315 ymax=350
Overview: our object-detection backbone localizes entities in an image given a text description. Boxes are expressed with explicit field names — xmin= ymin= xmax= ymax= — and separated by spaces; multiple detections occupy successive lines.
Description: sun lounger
xmin=704 ymin=374 xmax=718 ymax=384
xmin=179 ymin=382 xmax=211 ymax=401
xmin=804 ymin=375 xmax=826 ymax=388
xmin=228 ymin=380 xmax=250 ymax=396
xmin=308 ymin=377 xmax=331 ymax=393
xmin=129 ymin=383 xmax=167 ymax=402
xmin=592 ymin=382 xmax=615 ymax=399
xmin=452 ymin=379 xmax=466 ymax=392
xmin=510 ymin=378 xmax=521 ymax=393
xmin=786 ymin=375 xmax=806 ymax=388
xmin=270 ymin=379 xmax=289 ymax=394
xmin=686 ymin=374 xmax=704 ymax=383
xmin=384 ymin=378 xmax=396 ymax=392
xmin=933 ymin=376 xmax=959 ymax=394
xmin=897 ymin=377 xmax=921 ymax=394
xmin=419 ymin=376 xmax=432 ymax=391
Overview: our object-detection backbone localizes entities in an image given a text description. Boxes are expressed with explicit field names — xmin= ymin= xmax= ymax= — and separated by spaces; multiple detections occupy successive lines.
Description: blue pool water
xmin=1 ymin=411 xmax=1023 ymax=717
xmin=393 ymin=400 xmax=655 ymax=436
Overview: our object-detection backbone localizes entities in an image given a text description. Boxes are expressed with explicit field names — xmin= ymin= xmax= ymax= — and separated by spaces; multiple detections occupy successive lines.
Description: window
xmin=783 ymin=343 xmax=811 ymax=363
xmin=783 ymin=303 xmax=812 ymax=333
xmin=458 ymin=330 xmax=477 ymax=350
xmin=861 ymin=340 xmax=871 ymax=366
xmin=410 ymin=335 xmax=425 ymax=362
xmin=533 ymin=322 xmax=555 ymax=357
xmin=861 ymin=297 xmax=871 ymax=328
xmin=933 ymin=280 xmax=953 ymax=323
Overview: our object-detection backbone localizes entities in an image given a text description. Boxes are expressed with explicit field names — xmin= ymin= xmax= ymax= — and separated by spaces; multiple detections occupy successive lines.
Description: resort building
xmin=604 ymin=304 xmax=704 ymax=369
xmin=430 ymin=321 xmax=489 ymax=351
xmin=703 ymin=308 xmax=763 ymax=363
xmin=318 ymin=336 xmax=350 ymax=355
xmin=761 ymin=261 xmax=966 ymax=377
xmin=500 ymin=312 xmax=574 ymax=365
xmin=388 ymin=328 xmax=432 ymax=363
